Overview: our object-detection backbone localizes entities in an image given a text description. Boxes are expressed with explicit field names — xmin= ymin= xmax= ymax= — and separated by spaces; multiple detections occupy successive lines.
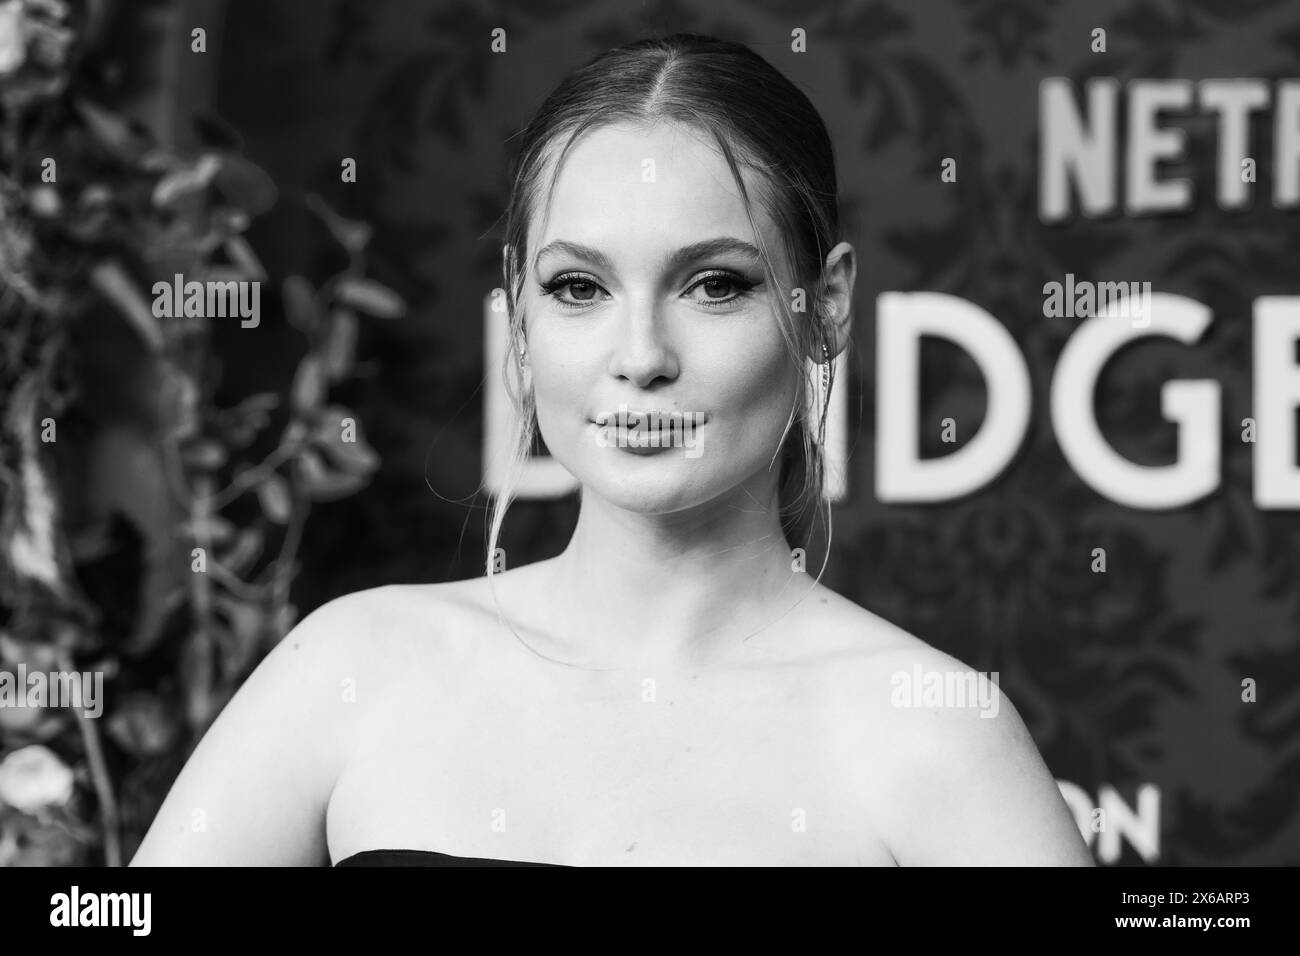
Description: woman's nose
xmin=607 ymin=304 xmax=680 ymax=387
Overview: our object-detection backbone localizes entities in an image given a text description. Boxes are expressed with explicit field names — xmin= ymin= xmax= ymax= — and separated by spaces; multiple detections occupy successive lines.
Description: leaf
xmin=216 ymin=527 xmax=263 ymax=576
xmin=296 ymin=449 xmax=369 ymax=501
xmin=212 ymin=595 xmax=267 ymax=676
xmin=164 ymin=366 xmax=201 ymax=440
xmin=75 ymin=98 xmax=153 ymax=162
xmin=319 ymin=438 xmax=379 ymax=475
xmin=334 ymin=276 xmax=405 ymax=318
xmin=4 ymin=376 xmax=67 ymax=595
xmin=236 ymin=392 xmax=280 ymax=416
xmin=256 ymin=473 xmax=292 ymax=524
xmin=0 ymin=2 xmax=28 ymax=75
xmin=212 ymin=154 xmax=278 ymax=215
xmin=282 ymin=275 xmax=319 ymax=334
xmin=139 ymin=148 xmax=174 ymax=173
xmin=290 ymin=356 xmax=326 ymax=414
xmin=7 ymin=464 xmax=62 ymax=592
xmin=321 ymin=308 xmax=358 ymax=380
xmin=180 ymin=439 xmax=227 ymax=471
xmin=90 ymin=260 xmax=163 ymax=352
xmin=106 ymin=695 xmax=180 ymax=757
xmin=312 ymin=410 xmax=380 ymax=475
xmin=225 ymin=391 xmax=279 ymax=441
xmin=152 ymin=154 xmax=222 ymax=207
xmin=305 ymin=193 xmax=372 ymax=254
xmin=223 ymin=235 xmax=266 ymax=280
xmin=211 ymin=207 xmax=251 ymax=235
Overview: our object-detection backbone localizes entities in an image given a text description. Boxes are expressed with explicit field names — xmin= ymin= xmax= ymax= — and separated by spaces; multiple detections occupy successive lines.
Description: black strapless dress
xmin=334 ymin=849 xmax=570 ymax=867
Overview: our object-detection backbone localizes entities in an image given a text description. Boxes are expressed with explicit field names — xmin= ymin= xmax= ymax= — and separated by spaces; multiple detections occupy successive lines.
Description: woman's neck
xmin=539 ymin=486 xmax=816 ymax=673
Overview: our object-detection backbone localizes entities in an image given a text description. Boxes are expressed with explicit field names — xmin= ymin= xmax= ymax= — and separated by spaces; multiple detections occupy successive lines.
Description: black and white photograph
xmin=0 ymin=0 xmax=1293 ymax=923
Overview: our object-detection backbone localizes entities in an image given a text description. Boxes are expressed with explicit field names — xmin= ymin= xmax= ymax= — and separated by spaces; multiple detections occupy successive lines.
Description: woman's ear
xmin=817 ymin=242 xmax=856 ymax=359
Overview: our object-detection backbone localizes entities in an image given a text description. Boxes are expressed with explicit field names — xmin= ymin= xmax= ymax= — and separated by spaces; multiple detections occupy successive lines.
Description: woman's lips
xmin=588 ymin=409 xmax=708 ymax=456
xmin=589 ymin=409 xmax=710 ymax=428
xmin=612 ymin=430 xmax=672 ymax=455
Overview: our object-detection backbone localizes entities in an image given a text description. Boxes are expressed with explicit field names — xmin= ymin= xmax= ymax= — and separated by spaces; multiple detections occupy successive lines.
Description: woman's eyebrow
xmin=534 ymin=237 xmax=762 ymax=273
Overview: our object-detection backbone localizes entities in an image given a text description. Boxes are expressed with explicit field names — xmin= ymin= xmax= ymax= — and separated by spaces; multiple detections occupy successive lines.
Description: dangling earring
xmin=818 ymin=341 xmax=830 ymax=422
xmin=819 ymin=299 xmax=836 ymax=399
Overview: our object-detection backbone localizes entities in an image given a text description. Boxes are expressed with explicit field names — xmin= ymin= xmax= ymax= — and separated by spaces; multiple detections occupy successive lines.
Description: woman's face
xmin=520 ymin=121 xmax=804 ymax=517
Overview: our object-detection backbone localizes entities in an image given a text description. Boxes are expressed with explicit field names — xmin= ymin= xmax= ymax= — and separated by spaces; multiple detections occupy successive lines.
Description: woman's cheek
xmin=717 ymin=331 xmax=798 ymax=421
xmin=530 ymin=354 xmax=593 ymax=454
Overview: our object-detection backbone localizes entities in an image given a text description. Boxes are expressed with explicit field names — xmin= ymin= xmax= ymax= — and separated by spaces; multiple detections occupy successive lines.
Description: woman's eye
xmin=539 ymin=275 xmax=607 ymax=310
xmin=688 ymin=273 xmax=756 ymax=308
xmin=698 ymin=277 xmax=737 ymax=299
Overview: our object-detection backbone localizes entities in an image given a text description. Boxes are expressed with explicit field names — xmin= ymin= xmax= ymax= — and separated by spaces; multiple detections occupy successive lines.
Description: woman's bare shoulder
xmin=291 ymin=578 xmax=490 ymax=655
xmin=797 ymin=584 xmax=1027 ymax=751
xmin=287 ymin=566 xmax=558 ymax=686
xmin=789 ymin=582 xmax=971 ymax=671
xmin=128 ymin=583 xmax=419 ymax=865
xmin=800 ymin=585 xmax=1092 ymax=865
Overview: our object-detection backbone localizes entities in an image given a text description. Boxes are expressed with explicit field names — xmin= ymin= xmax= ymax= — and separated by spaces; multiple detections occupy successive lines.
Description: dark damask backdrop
xmin=211 ymin=0 xmax=1300 ymax=866
xmin=4 ymin=0 xmax=1297 ymax=866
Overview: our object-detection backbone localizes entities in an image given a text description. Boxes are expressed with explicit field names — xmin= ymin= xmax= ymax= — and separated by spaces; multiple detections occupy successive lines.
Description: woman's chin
xmin=571 ymin=463 xmax=717 ymax=515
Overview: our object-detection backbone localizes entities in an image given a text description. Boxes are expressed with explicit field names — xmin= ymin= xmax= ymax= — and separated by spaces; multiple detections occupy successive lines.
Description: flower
xmin=0 ymin=744 xmax=75 ymax=812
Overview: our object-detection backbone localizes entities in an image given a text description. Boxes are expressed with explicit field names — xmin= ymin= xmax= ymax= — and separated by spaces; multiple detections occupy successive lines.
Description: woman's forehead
xmin=528 ymin=123 xmax=782 ymax=268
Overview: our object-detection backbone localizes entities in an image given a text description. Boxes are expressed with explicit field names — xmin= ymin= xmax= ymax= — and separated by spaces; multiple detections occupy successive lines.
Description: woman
xmin=131 ymin=34 xmax=1093 ymax=866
